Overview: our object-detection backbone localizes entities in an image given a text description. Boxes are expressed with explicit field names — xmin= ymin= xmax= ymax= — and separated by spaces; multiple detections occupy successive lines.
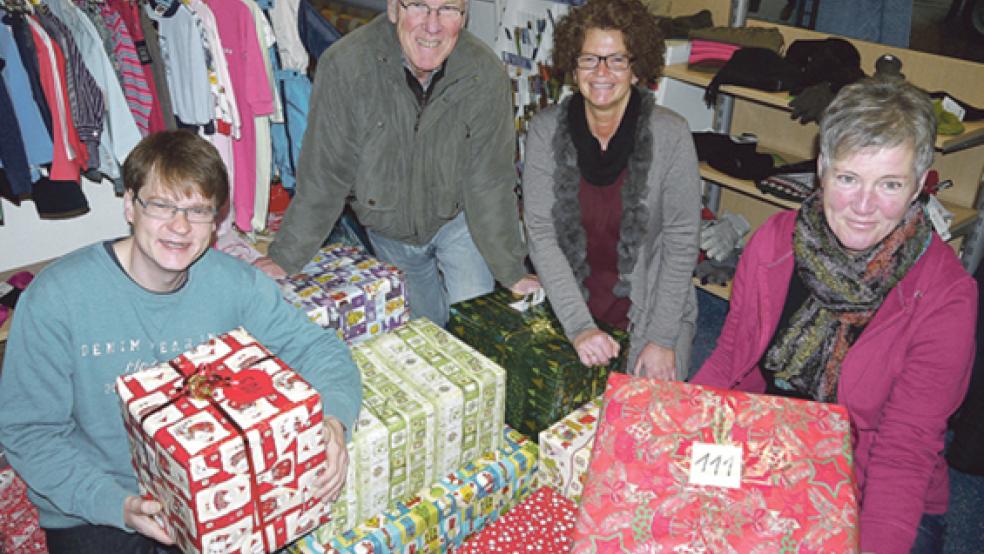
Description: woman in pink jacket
xmin=691 ymin=78 xmax=977 ymax=554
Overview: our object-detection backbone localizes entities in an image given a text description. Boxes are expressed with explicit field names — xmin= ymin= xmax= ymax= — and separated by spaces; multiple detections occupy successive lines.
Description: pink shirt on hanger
xmin=208 ymin=0 xmax=273 ymax=232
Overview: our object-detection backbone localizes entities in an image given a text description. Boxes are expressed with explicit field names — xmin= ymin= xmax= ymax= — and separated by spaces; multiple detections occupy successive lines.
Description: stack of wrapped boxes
xmin=321 ymin=318 xmax=508 ymax=536
xmin=106 ymin=244 xmax=863 ymax=552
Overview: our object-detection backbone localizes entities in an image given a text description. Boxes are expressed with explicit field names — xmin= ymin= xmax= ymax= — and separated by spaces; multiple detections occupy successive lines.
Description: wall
xmin=0 ymin=178 xmax=129 ymax=272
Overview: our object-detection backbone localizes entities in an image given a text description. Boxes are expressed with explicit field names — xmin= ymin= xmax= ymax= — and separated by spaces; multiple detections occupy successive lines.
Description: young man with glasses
xmin=256 ymin=0 xmax=539 ymax=327
xmin=0 ymin=131 xmax=362 ymax=553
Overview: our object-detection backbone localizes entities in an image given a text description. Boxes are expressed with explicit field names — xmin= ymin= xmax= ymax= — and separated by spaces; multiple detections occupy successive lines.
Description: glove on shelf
xmin=700 ymin=212 xmax=750 ymax=263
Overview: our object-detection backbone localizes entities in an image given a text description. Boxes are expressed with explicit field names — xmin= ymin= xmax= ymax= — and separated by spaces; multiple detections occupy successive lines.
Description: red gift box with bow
xmin=116 ymin=328 xmax=330 ymax=554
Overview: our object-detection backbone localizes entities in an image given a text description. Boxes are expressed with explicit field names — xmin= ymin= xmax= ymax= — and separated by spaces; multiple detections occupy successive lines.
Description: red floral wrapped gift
xmin=456 ymin=486 xmax=576 ymax=553
xmin=116 ymin=328 xmax=331 ymax=554
xmin=571 ymin=373 xmax=859 ymax=553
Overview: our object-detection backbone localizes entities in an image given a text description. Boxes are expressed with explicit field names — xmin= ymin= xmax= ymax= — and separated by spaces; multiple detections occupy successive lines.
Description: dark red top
xmin=579 ymin=170 xmax=631 ymax=330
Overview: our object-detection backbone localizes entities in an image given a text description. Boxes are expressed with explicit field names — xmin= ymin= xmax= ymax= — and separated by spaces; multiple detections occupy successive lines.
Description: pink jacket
xmin=692 ymin=210 xmax=977 ymax=553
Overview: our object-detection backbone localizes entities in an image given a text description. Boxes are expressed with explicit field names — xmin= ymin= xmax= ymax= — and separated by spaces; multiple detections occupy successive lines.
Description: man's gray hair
xmin=819 ymin=78 xmax=936 ymax=178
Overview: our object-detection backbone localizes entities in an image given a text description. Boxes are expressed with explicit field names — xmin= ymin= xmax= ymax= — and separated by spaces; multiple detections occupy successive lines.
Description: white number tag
xmin=689 ymin=442 xmax=743 ymax=489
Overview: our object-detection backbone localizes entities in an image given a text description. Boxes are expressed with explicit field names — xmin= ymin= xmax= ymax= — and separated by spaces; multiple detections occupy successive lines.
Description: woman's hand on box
xmin=574 ymin=328 xmax=620 ymax=367
xmin=633 ymin=342 xmax=676 ymax=381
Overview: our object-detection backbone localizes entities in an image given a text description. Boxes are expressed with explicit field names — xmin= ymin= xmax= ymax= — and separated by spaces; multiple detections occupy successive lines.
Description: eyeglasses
xmin=134 ymin=194 xmax=218 ymax=223
xmin=398 ymin=0 xmax=464 ymax=21
xmin=575 ymin=53 xmax=634 ymax=71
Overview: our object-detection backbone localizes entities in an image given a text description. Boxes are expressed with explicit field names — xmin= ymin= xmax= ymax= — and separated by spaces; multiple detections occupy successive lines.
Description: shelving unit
xmin=667 ymin=19 xmax=984 ymax=300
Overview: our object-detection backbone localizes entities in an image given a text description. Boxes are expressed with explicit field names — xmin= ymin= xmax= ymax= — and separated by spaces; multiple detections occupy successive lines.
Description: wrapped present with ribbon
xmin=312 ymin=318 xmax=508 ymax=537
xmin=116 ymin=328 xmax=331 ymax=554
xmin=290 ymin=426 xmax=539 ymax=554
xmin=448 ymin=288 xmax=627 ymax=438
xmin=277 ymin=244 xmax=409 ymax=344
xmin=537 ymin=397 xmax=601 ymax=502
xmin=456 ymin=485 xmax=576 ymax=553
xmin=571 ymin=373 xmax=860 ymax=552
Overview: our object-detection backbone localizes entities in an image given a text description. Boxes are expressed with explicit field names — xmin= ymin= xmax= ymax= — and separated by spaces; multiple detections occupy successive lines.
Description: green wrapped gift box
xmin=289 ymin=427 xmax=538 ymax=553
xmin=323 ymin=318 xmax=507 ymax=534
xmin=448 ymin=289 xmax=626 ymax=438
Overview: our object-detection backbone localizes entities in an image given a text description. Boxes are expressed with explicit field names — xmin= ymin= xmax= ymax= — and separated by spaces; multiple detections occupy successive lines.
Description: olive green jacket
xmin=269 ymin=15 xmax=527 ymax=287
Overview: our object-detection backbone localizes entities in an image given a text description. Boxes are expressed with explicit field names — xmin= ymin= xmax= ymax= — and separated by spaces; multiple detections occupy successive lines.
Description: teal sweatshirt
xmin=0 ymin=243 xmax=362 ymax=530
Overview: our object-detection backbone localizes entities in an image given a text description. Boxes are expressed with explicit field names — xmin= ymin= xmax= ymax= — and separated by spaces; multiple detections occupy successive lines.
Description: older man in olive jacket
xmin=256 ymin=0 xmax=538 ymax=325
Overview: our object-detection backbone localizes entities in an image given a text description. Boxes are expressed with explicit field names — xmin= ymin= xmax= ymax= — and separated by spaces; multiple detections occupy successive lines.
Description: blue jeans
xmin=910 ymin=512 xmax=946 ymax=554
xmin=815 ymin=0 xmax=912 ymax=48
xmin=368 ymin=212 xmax=494 ymax=327
xmin=44 ymin=526 xmax=181 ymax=554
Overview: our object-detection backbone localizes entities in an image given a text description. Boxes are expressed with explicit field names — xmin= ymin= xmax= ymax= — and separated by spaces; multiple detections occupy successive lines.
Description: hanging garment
xmin=296 ymin=0 xmax=339 ymax=61
xmin=185 ymin=0 xmax=237 ymax=135
xmin=269 ymin=66 xmax=309 ymax=191
xmin=0 ymin=18 xmax=53 ymax=183
xmin=242 ymin=0 xmax=280 ymax=233
xmin=210 ymin=0 xmax=273 ymax=232
xmin=0 ymin=59 xmax=33 ymax=196
xmin=268 ymin=0 xmax=308 ymax=72
xmin=107 ymin=0 xmax=168 ymax=133
xmin=137 ymin=1 xmax=176 ymax=130
xmin=36 ymin=8 xmax=102 ymax=168
xmin=6 ymin=11 xmax=54 ymax=134
xmin=25 ymin=14 xmax=84 ymax=182
xmin=44 ymin=0 xmax=141 ymax=182
xmin=100 ymin=5 xmax=153 ymax=136
xmin=144 ymin=0 xmax=212 ymax=127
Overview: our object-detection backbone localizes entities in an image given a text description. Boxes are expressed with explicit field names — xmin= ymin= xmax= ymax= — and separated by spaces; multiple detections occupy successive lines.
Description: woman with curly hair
xmin=523 ymin=0 xmax=701 ymax=379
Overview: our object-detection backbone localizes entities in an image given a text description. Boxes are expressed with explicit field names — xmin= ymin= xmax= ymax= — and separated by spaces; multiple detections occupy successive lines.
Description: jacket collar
xmin=550 ymin=88 xmax=655 ymax=299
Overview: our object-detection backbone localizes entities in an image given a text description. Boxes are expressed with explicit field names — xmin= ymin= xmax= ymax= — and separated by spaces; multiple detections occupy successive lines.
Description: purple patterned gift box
xmin=278 ymin=244 xmax=410 ymax=344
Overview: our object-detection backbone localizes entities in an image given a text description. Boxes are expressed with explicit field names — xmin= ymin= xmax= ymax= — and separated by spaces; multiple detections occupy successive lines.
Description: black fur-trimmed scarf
xmin=568 ymin=89 xmax=640 ymax=186
xmin=550 ymin=87 xmax=654 ymax=300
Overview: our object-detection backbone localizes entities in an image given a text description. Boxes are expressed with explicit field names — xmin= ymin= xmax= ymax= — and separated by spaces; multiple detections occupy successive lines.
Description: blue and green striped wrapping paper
xmin=289 ymin=427 xmax=539 ymax=553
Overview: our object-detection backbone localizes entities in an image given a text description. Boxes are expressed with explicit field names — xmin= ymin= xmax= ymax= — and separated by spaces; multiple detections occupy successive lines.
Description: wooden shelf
xmin=700 ymin=163 xmax=801 ymax=210
xmin=664 ymin=64 xmax=984 ymax=154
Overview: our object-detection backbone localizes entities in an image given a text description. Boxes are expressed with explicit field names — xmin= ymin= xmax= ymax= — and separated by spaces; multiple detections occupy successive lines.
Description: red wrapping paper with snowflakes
xmin=456 ymin=486 xmax=576 ymax=553
xmin=571 ymin=373 xmax=859 ymax=553
xmin=115 ymin=328 xmax=331 ymax=554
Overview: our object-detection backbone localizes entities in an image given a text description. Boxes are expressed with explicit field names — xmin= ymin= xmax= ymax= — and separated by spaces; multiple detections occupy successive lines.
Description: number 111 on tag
xmin=688 ymin=442 xmax=743 ymax=489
